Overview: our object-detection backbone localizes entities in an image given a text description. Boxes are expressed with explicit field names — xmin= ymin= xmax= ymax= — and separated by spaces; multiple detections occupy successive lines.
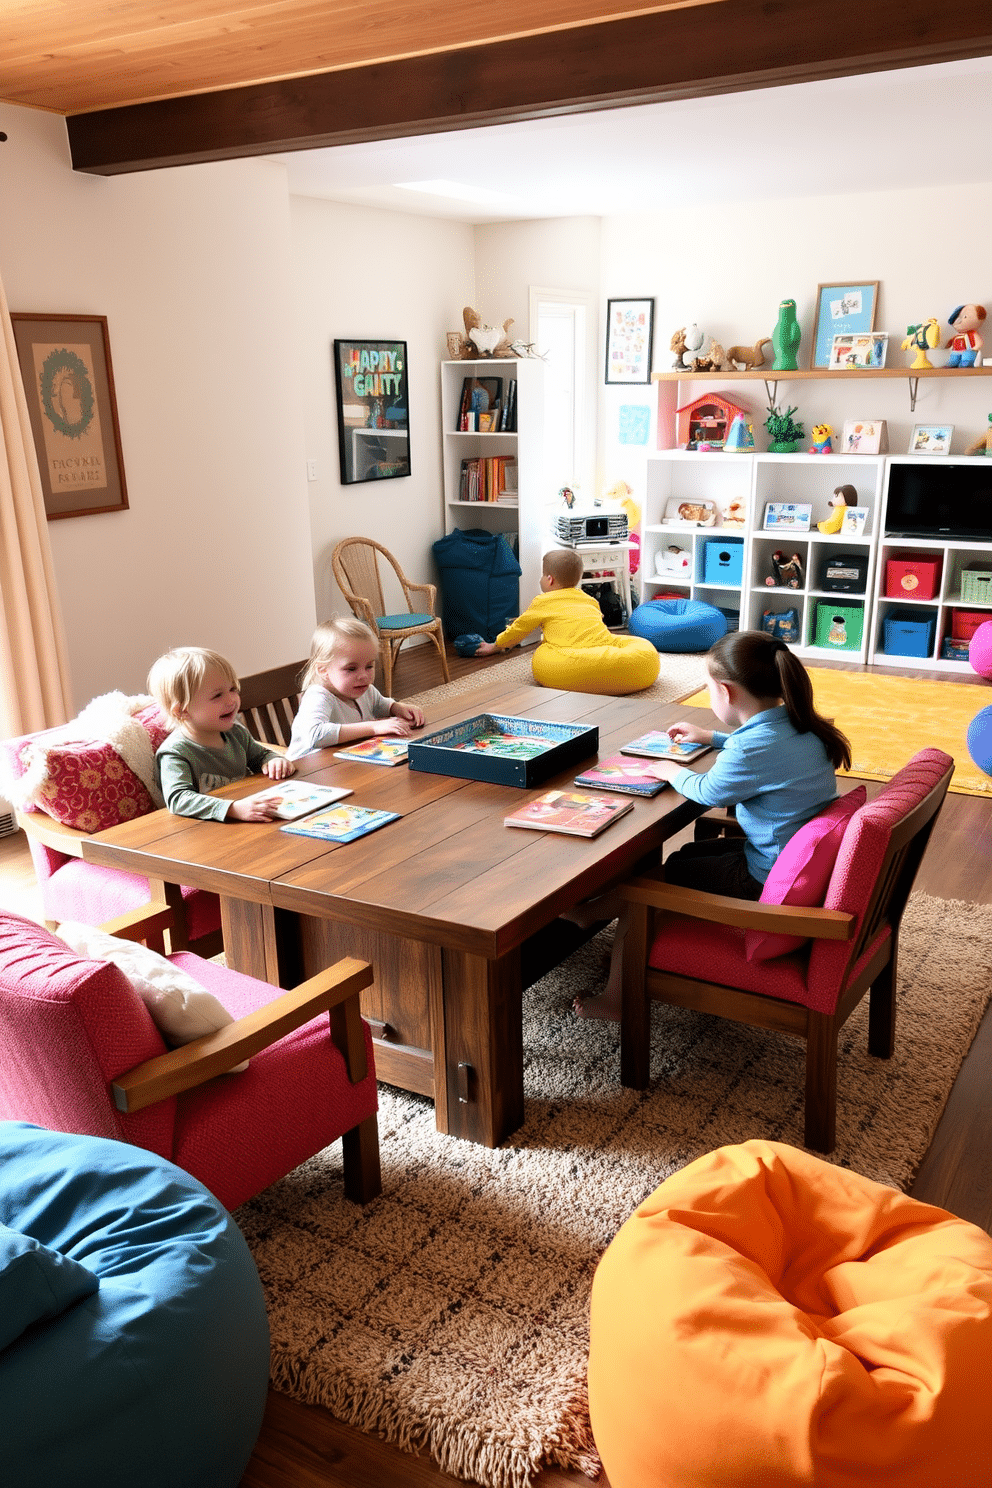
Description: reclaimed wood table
xmin=84 ymin=673 xmax=711 ymax=1146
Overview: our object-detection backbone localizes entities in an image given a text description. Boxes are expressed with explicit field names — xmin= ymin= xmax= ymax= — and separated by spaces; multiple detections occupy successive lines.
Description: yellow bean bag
xmin=530 ymin=635 xmax=659 ymax=695
xmin=589 ymin=1141 xmax=992 ymax=1488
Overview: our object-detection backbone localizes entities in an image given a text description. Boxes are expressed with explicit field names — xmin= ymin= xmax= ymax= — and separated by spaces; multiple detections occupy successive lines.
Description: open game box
xmin=407 ymin=713 xmax=599 ymax=788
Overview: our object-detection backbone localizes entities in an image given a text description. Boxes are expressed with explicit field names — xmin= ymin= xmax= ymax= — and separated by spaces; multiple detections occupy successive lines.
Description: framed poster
xmin=810 ymin=281 xmax=879 ymax=369
xmin=763 ymin=502 xmax=812 ymax=532
xmin=10 ymin=313 xmax=129 ymax=520
xmin=909 ymin=423 xmax=953 ymax=454
xmin=333 ymin=339 xmax=410 ymax=484
xmin=605 ymin=298 xmax=655 ymax=384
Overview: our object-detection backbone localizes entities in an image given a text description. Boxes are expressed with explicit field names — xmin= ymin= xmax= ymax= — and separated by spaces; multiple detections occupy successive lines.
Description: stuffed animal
xmin=670 ymin=328 xmax=692 ymax=370
xmin=946 ymin=304 xmax=987 ymax=367
xmin=901 ymin=319 xmax=941 ymax=370
xmin=726 ymin=337 xmax=772 ymax=370
xmin=808 ymin=423 xmax=833 ymax=454
xmin=818 ymin=483 xmax=857 ymax=534
xmin=690 ymin=340 xmax=729 ymax=373
xmin=722 ymin=499 xmax=747 ymax=527
xmin=448 ymin=307 xmax=515 ymax=359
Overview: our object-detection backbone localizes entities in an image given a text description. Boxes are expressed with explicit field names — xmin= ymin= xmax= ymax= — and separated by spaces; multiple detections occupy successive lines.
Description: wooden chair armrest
xmin=404 ymin=579 xmax=436 ymax=611
xmin=100 ymin=904 xmax=174 ymax=944
xmin=620 ymin=877 xmax=854 ymax=941
xmin=346 ymin=594 xmax=377 ymax=629
xmin=16 ymin=808 xmax=88 ymax=859
xmin=112 ymin=956 xmax=374 ymax=1113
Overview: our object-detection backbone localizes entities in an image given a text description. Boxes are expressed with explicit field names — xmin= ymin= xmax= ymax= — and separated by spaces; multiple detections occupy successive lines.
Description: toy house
xmin=676 ymin=393 xmax=751 ymax=451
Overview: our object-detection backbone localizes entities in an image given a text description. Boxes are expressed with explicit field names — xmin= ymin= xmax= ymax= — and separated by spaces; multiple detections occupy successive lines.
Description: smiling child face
xmin=182 ymin=665 xmax=241 ymax=743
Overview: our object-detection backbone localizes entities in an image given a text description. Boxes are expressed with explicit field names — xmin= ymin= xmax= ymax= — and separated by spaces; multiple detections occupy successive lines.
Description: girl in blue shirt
xmin=572 ymin=629 xmax=851 ymax=1017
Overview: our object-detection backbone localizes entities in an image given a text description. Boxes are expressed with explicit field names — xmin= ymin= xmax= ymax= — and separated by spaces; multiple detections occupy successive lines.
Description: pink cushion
xmin=745 ymin=786 xmax=867 ymax=962
xmin=1 ymin=704 xmax=170 ymax=833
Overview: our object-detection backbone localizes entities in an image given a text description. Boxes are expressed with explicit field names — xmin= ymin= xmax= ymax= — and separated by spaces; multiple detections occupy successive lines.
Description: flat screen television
xmin=885 ymin=461 xmax=992 ymax=541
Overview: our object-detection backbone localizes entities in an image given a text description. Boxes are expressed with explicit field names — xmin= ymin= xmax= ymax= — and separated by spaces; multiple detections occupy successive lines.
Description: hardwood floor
xmin=4 ymin=641 xmax=990 ymax=1488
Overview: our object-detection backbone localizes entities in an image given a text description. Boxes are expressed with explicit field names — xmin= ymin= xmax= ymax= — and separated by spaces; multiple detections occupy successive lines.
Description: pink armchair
xmin=0 ymin=907 xmax=380 ymax=1210
xmin=619 ymin=750 xmax=954 ymax=1152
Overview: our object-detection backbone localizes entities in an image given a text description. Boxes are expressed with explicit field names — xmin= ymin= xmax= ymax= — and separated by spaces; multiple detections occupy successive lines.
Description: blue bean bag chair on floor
xmin=628 ymin=597 xmax=728 ymax=654
xmin=0 ymin=1122 xmax=270 ymax=1488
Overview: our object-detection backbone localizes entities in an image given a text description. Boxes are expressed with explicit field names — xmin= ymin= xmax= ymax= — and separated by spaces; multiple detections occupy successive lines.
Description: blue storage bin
xmin=702 ymin=539 xmax=744 ymax=585
xmin=883 ymin=609 xmax=937 ymax=658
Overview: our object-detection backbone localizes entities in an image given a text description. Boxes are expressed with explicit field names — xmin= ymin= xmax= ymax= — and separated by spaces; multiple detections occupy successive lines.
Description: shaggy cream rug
xmin=236 ymin=894 xmax=992 ymax=1488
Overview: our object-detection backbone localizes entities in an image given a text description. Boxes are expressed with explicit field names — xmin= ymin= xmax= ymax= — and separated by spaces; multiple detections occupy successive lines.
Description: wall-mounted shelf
xmin=653 ymin=364 xmax=992 ymax=413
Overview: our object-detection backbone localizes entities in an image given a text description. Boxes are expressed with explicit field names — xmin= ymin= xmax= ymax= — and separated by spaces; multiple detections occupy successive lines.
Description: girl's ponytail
xmin=707 ymin=630 xmax=851 ymax=770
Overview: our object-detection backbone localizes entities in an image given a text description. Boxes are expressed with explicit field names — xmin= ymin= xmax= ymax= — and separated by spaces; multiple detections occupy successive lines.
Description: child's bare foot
xmin=572 ymin=988 xmax=621 ymax=1020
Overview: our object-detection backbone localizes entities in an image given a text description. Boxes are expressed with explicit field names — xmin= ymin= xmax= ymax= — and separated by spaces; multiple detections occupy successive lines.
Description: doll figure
xmin=818 ymin=483 xmax=857 ymax=534
xmin=808 ymin=423 xmax=833 ymax=454
xmin=765 ymin=550 xmax=802 ymax=588
xmin=946 ymin=304 xmax=987 ymax=367
xmin=902 ymin=319 xmax=941 ymax=370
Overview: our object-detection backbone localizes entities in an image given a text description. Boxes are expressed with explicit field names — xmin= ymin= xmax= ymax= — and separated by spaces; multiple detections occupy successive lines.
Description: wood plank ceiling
xmin=2 ymin=0 xmax=991 ymax=175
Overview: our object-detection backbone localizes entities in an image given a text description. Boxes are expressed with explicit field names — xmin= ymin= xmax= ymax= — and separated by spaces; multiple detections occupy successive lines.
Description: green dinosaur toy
xmin=772 ymin=299 xmax=802 ymax=372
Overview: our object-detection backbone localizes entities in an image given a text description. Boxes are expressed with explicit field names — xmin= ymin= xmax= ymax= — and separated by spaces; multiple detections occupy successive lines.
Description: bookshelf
xmin=440 ymin=357 xmax=546 ymax=617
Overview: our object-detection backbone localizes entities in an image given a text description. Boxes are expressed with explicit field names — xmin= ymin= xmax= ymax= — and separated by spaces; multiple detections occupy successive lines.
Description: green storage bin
xmin=960 ymin=569 xmax=992 ymax=604
xmin=814 ymin=601 xmax=864 ymax=651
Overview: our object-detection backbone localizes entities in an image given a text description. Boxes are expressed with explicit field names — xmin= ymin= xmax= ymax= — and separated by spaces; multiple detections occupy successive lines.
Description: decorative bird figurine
xmin=901 ymin=318 xmax=941 ymax=370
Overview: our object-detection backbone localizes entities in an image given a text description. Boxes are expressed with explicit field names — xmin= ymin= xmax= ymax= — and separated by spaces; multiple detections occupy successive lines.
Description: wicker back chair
xmin=331 ymin=537 xmax=449 ymax=696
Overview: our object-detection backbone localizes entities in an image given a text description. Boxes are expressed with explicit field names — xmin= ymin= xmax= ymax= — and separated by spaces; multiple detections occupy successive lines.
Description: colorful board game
xmin=407 ymin=714 xmax=598 ymax=788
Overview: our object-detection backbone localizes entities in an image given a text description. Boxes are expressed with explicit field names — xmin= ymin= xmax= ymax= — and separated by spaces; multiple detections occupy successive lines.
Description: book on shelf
xmin=332 ymin=738 xmax=409 ymax=766
xmin=243 ymin=780 xmax=353 ymax=819
xmin=457 ymin=375 xmax=503 ymax=432
xmin=459 ymin=456 xmax=517 ymax=501
xmin=504 ymin=789 xmax=633 ymax=837
xmin=499 ymin=378 xmax=518 ymax=432
xmin=573 ymin=755 xmax=667 ymax=797
xmin=280 ymin=803 xmax=400 ymax=842
xmin=619 ymin=731 xmax=711 ymax=763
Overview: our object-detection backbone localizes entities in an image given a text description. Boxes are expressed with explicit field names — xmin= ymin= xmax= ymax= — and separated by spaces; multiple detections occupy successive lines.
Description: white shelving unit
xmin=440 ymin=357 xmax=546 ymax=618
xmin=868 ymin=455 xmax=992 ymax=672
xmin=641 ymin=449 xmax=752 ymax=629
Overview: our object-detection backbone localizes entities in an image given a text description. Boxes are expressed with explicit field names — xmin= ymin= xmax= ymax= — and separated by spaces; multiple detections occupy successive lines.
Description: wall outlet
xmin=306 ymin=460 xmax=317 ymax=481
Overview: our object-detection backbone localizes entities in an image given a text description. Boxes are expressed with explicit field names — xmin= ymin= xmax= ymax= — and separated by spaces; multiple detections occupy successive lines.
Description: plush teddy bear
xmin=448 ymin=307 xmax=515 ymax=360
xmin=946 ymin=304 xmax=987 ymax=367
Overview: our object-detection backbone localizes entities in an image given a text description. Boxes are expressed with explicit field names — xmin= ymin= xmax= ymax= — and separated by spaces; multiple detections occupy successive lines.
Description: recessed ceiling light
xmin=395 ymin=178 xmax=523 ymax=206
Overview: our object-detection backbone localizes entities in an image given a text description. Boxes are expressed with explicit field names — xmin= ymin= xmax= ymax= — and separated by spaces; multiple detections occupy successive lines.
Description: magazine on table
xmin=332 ymin=738 xmax=409 ymax=766
xmin=573 ymin=755 xmax=667 ymax=797
xmin=619 ymin=731 xmax=711 ymax=763
xmin=280 ymin=804 xmax=400 ymax=843
xmin=504 ymin=790 xmax=633 ymax=838
xmin=243 ymin=780 xmax=353 ymax=819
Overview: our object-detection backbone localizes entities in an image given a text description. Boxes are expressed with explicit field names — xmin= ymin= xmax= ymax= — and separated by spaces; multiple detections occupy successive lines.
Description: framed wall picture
xmin=909 ymin=423 xmax=954 ymax=454
xmin=841 ymin=419 xmax=888 ymax=454
xmin=810 ymin=281 xmax=879 ymax=369
xmin=605 ymin=298 xmax=655 ymax=384
xmin=828 ymin=332 xmax=888 ymax=370
xmin=333 ymin=339 xmax=410 ymax=484
xmin=10 ymin=313 xmax=128 ymax=520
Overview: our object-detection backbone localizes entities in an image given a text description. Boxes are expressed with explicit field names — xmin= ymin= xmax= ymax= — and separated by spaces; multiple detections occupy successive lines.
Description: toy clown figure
xmin=946 ymin=304 xmax=987 ymax=367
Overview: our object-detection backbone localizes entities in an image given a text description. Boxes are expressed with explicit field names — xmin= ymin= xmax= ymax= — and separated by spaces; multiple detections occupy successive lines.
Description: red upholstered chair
xmin=619 ymin=749 xmax=954 ymax=1152
xmin=0 ymin=908 xmax=380 ymax=1211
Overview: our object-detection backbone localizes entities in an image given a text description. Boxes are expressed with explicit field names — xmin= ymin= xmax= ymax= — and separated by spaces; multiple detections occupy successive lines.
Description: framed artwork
xmin=810 ymin=281 xmax=879 ymax=369
xmin=333 ymin=339 xmax=410 ymax=484
xmin=909 ymin=423 xmax=954 ymax=454
xmin=828 ymin=332 xmax=888 ymax=370
xmin=605 ymin=298 xmax=655 ymax=384
xmin=10 ymin=313 xmax=128 ymax=520
xmin=841 ymin=419 xmax=888 ymax=454
xmin=763 ymin=502 xmax=812 ymax=532
xmin=841 ymin=507 xmax=870 ymax=536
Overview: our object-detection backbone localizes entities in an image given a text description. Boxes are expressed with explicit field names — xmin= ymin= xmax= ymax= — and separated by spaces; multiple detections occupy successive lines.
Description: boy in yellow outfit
xmin=477 ymin=548 xmax=659 ymax=695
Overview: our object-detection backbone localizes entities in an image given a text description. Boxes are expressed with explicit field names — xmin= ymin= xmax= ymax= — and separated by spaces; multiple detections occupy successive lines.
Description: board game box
xmin=407 ymin=713 xmax=598 ymax=788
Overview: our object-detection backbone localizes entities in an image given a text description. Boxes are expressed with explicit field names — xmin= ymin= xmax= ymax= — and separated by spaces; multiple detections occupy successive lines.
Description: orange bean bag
xmin=588 ymin=1141 xmax=992 ymax=1488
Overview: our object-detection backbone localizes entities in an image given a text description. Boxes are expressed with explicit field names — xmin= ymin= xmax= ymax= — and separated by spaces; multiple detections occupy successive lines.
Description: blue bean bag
xmin=628 ymin=598 xmax=728 ymax=654
xmin=0 ymin=1122 xmax=270 ymax=1488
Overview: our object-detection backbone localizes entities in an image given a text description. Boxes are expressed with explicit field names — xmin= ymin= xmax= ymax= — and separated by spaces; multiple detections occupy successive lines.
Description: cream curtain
xmin=0 ymin=272 xmax=73 ymax=738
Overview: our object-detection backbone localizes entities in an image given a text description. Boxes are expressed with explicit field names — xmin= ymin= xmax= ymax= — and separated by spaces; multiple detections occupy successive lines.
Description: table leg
xmin=220 ymin=898 xmax=288 ymax=985
xmin=438 ymin=945 xmax=524 ymax=1147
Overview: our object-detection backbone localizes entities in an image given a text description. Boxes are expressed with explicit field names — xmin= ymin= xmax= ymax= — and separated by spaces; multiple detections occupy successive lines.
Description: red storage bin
xmin=952 ymin=609 xmax=989 ymax=640
xmin=885 ymin=557 xmax=943 ymax=600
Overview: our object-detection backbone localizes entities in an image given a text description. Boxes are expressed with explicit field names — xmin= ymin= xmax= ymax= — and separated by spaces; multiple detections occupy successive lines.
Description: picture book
xmin=504 ymin=790 xmax=633 ymax=838
xmin=333 ymin=738 xmax=409 ymax=766
xmin=619 ymin=731 xmax=711 ymax=763
xmin=452 ymin=731 xmax=554 ymax=760
xmin=244 ymin=780 xmax=352 ymax=819
xmin=280 ymin=804 xmax=400 ymax=843
xmin=573 ymin=755 xmax=667 ymax=797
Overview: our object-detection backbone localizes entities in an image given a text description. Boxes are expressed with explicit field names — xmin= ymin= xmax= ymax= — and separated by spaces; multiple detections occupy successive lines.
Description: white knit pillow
xmin=58 ymin=923 xmax=248 ymax=1071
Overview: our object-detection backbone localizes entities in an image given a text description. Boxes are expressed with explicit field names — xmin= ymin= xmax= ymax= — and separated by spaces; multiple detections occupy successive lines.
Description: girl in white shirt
xmin=287 ymin=616 xmax=425 ymax=759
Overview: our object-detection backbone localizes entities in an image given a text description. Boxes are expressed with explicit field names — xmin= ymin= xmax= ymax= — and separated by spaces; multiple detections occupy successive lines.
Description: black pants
xmin=663 ymin=837 xmax=763 ymax=900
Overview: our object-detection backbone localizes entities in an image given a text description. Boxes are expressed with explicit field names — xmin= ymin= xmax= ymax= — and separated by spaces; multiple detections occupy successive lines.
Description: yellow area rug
xmin=682 ymin=669 xmax=992 ymax=797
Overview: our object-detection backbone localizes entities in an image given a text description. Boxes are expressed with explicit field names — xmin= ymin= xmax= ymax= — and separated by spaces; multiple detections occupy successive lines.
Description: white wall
xmin=290 ymin=196 xmax=475 ymax=621
xmin=0 ymin=104 xmax=316 ymax=709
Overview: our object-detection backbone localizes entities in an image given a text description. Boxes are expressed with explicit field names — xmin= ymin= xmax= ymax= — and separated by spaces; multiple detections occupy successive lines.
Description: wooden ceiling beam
xmin=66 ymin=0 xmax=992 ymax=175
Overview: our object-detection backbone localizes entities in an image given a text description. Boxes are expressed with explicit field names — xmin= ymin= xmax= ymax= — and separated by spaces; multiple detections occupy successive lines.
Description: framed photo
xmin=841 ymin=419 xmax=887 ymax=455
xmin=333 ymin=339 xmax=410 ymax=484
xmin=828 ymin=332 xmax=888 ymax=370
xmin=841 ymin=506 xmax=870 ymax=536
xmin=10 ymin=313 xmax=128 ymax=520
xmin=810 ymin=281 xmax=879 ymax=369
xmin=909 ymin=423 xmax=953 ymax=454
xmin=605 ymin=298 xmax=655 ymax=384
xmin=763 ymin=502 xmax=812 ymax=532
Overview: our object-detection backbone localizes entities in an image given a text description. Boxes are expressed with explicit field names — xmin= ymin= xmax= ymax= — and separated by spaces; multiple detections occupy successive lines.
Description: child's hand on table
xmin=228 ymin=795 xmax=283 ymax=822
xmin=666 ymin=721 xmax=714 ymax=746
xmin=394 ymin=701 xmax=425 ymax=728
xmin=263 ymin=755 xmax=296 ymax=780
xmin=374 ymin=716 xmax=414 ymax=738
